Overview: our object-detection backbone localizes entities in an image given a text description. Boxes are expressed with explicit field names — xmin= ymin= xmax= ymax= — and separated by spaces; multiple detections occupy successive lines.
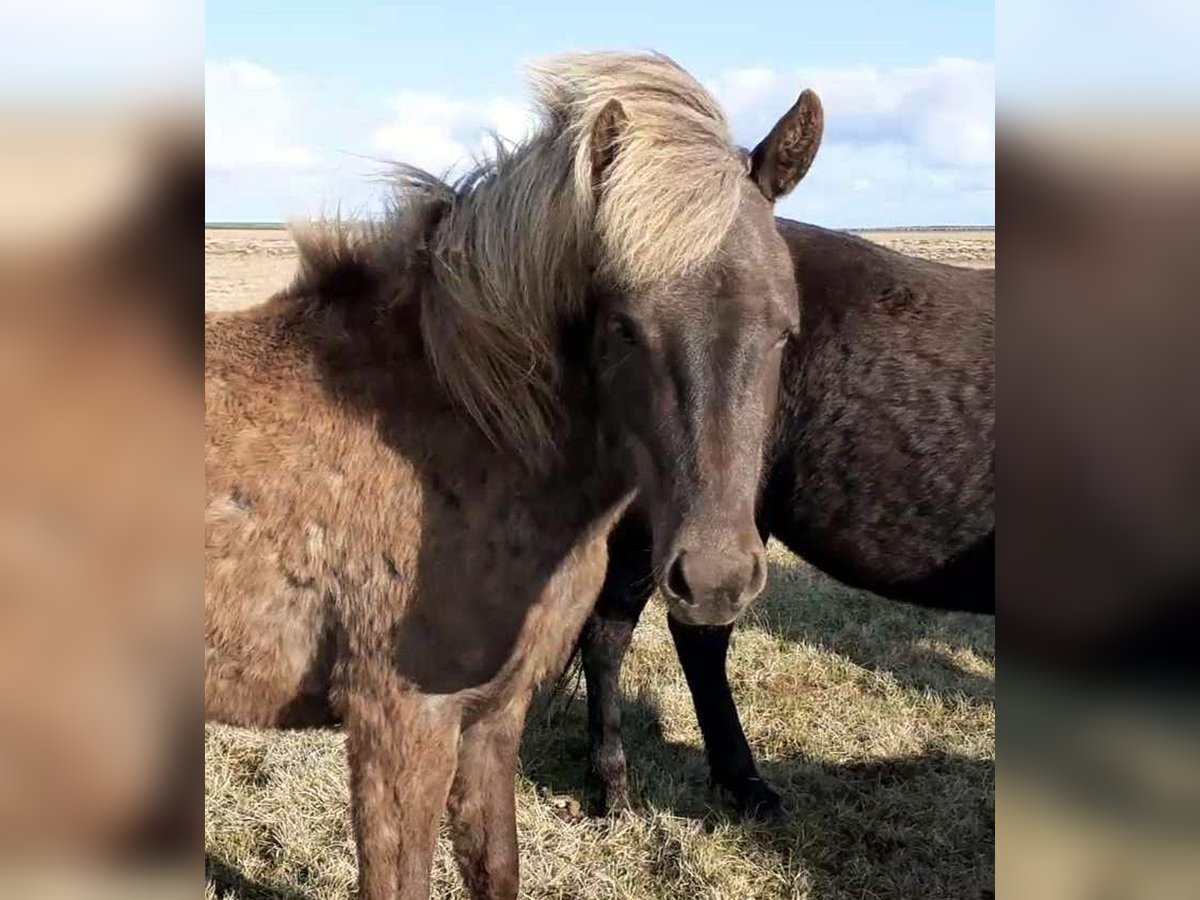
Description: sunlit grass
xmin=205 ymin=545 xmax=994 ymax=900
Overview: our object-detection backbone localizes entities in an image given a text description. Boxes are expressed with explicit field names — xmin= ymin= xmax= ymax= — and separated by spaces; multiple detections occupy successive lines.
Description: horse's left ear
xmin=590 ymin=98 xmax=628 ymax=198
xmin=748 ymin=89 xmax=824 ymax=202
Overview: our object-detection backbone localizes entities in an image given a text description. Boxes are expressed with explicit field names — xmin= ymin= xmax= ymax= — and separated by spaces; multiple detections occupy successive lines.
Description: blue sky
xmin=206 ymin=0 xmax=994 ymax=227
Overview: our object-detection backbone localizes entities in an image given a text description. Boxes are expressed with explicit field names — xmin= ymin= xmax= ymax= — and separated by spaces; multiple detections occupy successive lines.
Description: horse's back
xmin=764 ymin=220 xmax=994 ymax=610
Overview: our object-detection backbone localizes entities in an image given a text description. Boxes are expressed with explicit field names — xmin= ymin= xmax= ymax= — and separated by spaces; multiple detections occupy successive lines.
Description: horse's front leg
xmin=667 ymin=617 xmax=784 ymax=822
xmin=446 ymin=701 xmax=527 ymax=900
xmin=343 ymin=665 xmax=460 ymax=900
xmin=581 ymin=517 xmax=655 ymax=814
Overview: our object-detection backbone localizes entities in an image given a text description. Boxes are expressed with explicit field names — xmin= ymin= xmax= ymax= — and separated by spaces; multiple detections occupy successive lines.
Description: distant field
xmin=206 ymin=222 xmax=292 ymax=230
xmin=853 ymin=229 xmax=994 ymax=269
xmin=204 ymin=229 xmax=995 ymax=900
xmin=204 ymin=226 xmax=995 ymax=314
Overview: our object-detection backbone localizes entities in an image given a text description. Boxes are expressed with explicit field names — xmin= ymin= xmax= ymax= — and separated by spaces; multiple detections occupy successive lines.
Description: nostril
xmin=666 ymin=553 xmax=693 ymax=604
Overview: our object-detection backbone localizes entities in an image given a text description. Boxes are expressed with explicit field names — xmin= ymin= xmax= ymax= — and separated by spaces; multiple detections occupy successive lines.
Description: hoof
xmin=601 ymin=783 xmax=636 ymax=817
xmin=721 ymin=775 xmax=786 ymax=824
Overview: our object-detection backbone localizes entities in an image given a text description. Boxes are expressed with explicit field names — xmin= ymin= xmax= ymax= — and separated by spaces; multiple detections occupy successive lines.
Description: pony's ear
xmin=590 ymin=98 xmax=628 ymax=197
xmin=748 ymin=89 xmax=823 ymax=202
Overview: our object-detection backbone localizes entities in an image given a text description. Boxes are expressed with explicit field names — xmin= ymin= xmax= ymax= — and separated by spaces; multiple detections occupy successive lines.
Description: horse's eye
xmin=774 ymin=327 xmax=794 ymax=350
xmin=607 ymin=313 xmax=639 ymax=345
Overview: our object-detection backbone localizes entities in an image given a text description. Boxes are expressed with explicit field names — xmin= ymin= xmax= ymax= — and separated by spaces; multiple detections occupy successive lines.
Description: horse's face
xmin=593 ymin=90 xmax=823 ymax=626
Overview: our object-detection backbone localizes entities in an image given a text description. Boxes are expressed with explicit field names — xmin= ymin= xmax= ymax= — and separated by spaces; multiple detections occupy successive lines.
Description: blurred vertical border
xmin=0 ymin=0 xmax=201 ymax=896
xmin=999 ymin=1 xmax=1200 ymax=897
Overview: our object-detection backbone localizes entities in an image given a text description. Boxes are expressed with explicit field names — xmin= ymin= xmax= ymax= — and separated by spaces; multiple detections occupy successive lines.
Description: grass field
xmin=205 ymin=548 xmax=994 ymax=900
xmin=205 ymin=229 xmax=995 ymax=899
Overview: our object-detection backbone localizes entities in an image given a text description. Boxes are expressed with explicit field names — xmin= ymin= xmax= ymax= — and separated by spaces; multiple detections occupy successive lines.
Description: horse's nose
xmin=662 ymin=545 xmax=767 ymax=624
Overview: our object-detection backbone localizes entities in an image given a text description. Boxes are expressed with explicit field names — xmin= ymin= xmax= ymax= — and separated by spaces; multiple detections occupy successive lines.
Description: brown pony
xmin=205 ymin=53 xmax=822 ymax=899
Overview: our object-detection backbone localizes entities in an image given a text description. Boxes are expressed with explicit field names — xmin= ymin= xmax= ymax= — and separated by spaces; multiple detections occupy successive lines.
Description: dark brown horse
xmin=579 ymin=218 xmax=994 ymax=819
xmin=205 ymin=53 xmax=822 ymax=899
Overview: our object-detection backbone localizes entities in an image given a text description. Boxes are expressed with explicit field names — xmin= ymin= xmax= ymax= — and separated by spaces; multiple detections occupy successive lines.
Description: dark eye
xmin=607 ymin=313 xmax=639 ymax=346
xmin=774 ymin=327 xmax=795 ymax=350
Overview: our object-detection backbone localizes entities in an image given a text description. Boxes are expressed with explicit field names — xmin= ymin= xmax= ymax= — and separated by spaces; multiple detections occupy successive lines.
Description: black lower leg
xmin=668 ymin=617 xmax=784 ymax=821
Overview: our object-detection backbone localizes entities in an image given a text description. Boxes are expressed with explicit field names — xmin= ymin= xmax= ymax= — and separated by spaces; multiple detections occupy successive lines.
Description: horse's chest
xmin=339 ymin=454 xmax=627 ymax=704
xmin=394 ymin=516 xmax=610 ymax=698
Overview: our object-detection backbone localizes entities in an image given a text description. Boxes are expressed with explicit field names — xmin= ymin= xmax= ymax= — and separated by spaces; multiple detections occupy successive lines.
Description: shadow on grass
xmin=745 ymin=555 xmax=995 ymax=703
xmin=206 ymin=855 xmax=313 ymax=900
xmin=522 ymin=556 xmax=995 ymax=898
xmin=521 ymin=692 xmax=994 ymax=900
xmin=751 ymin=750 xmax=994 ymax=899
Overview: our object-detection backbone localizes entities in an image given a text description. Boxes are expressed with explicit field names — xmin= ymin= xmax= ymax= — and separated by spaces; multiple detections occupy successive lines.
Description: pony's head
xmin=556 ymin=54 xmax=823 ymax=625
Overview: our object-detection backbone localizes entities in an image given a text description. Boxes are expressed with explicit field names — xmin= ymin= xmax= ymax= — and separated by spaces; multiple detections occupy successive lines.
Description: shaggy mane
xmin=294 ymin=52 xmax=745 ymax=463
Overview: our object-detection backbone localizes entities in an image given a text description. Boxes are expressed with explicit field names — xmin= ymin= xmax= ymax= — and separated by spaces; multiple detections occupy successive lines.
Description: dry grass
xmin=204 ymin=227 xmax=995 ymax=899
xmin=851 ymin=229 xmax=994 ymax=269
xmin=203 ymin=227 xmax=995 ymax=314
xmin=205 ymin=547 xmax=994 ymax=900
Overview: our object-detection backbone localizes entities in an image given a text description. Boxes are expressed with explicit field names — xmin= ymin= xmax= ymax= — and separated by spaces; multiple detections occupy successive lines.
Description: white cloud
xmin=712 ymin=57 xmax=994 ymax=170
xmin=792 ymin=140 xmax=993 ymax=227
xmin=204 ymin=61 xmax=319 ymax=170
xmin=371 ymin=92 xmax=538 ymax=177
xmin=709 ymin=67 xmax=781 ymax=117
xmin=203 ymin=56 xmax=993 ymax=226
xmin=708 ymin=57 xmax=993 ymax=225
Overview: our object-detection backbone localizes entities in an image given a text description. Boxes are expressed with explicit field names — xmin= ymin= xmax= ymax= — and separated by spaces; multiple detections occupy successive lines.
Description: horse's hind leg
xmin=581 ymin=515 xmax=655 ymax=814
xmin=343 ymin=668 xmax=460 ymax=900
xmin=447 ymin=702 xmax=526 ymax=900
xmin=667 ymin=616 xmax=784 ymax=822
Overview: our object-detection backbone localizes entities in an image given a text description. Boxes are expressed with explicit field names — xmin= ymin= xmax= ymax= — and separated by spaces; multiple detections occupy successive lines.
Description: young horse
xmin=580 ymin=218 xmax=995 ymax=820
xmin=205 ymin=53 xmax=818 ymax=899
